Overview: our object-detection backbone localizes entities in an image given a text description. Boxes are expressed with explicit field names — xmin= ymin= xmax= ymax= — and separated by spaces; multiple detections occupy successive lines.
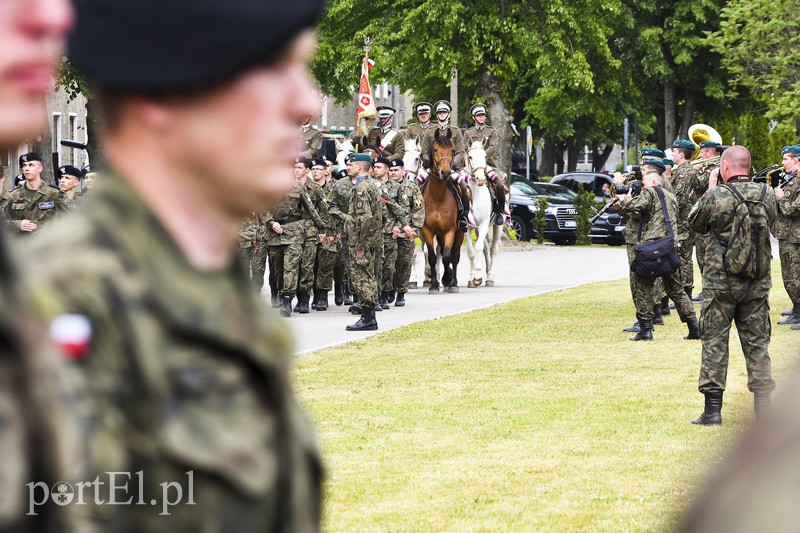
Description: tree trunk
xmin=664 ymin=82 xmax=677 ymax=147
xmin=539 ymin=138 xmax=557 ymax=177
xmin=593 ymin=143 xmax=614 ymax=172
xmin=566 ymin=138 xmax=581 ymax=171
xmin=477 ymin=70 xmax=513 ymax=176
xmin=678 ymin=88 xmax=696 ymax=139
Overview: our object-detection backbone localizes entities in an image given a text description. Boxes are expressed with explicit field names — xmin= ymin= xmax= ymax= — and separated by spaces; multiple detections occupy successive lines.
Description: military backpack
xmin=717 ymin=183 xmax=771 ymax=280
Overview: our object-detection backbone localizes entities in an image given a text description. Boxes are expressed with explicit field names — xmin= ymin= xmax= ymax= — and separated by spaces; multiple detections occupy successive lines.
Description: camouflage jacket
xmin=26 ymin=173 xmax=322 ymax=531
xmin=619 ymin=185 xmax=683 ymax=242
xmin=300 ymin=125 xmax=323 ymax=157
xmin=463 ymin=125 xmax=498 ymax=163
xmin=302 ymin=178 xmax=332 ymax=240
xmin=345 ymin=175 xmax=382 ymax=248
xmin=374 ymin=178 xmax=408 ymax=235
xmin=327 ymin=177 xmax=354 ymax=234
xmin=668 ymin=162 xmax=704 ymax=237
xmin=774 ymin=172 xmax=800 ymax=242
xmin=689 ymin=179 xmax=777 ymax=291
xmin=405 ymin=122 xmax=433 ymax=144
xmin=367 ymin=127 xmax=406 ymax=160
xmin=395 ymin=178 xmax=425 ymax=237
xmin=238 ymin=211 xmax=269 ymax=248
xmin=264 ymin=179 xmax=324 ymax=246
xmin=4 ymin=182 xmax=69 ymax=234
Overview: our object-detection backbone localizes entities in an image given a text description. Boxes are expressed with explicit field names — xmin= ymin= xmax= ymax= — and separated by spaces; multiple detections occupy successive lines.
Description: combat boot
xmin=691 ymin=392 xmax=723 ymax=425
xmin=661 ymin=296 xmax=671 ymax=316
xmin=310 ymin=290 xmax=320 ymax=310
xmin=387 ymin=291 xmax=396 ymax=304
xmin=379 ymin=291 xmax=390 ymax=310
xmin=334 ymin=281 xmax=344 ymax=306
xmin=343 ymin=288 xmax=354 ymax=306
xmin=652 ymin=305 xmax=664 ymax=326
xmin=395 ymin=292 xmax=406 ymax=307
xmin=684 ymin=316 xmax=700 ymax=340
xmin=316 ymin=290 xmax=328 ymax=311
xmin=373 ymin=303 xmax=383 ymax=312
xmin=279 ymin=294 xmax=293 ymax=317
xmin=346 ymin=306 xmax=378 ymax=331
xmin=778 ymin=302 xmax=800 ymax=325
xmin=296 ymin=291 xmax=310 ymax=314
xmin=754 ymin=391 xmax=770 ymax=421
xmin=630 ymin=320 xmax=653 ymax=341
xmin=270 ymin=291 xmax=280 ymax=308
xmin=622 ymin=320 xmax=641 ymax=333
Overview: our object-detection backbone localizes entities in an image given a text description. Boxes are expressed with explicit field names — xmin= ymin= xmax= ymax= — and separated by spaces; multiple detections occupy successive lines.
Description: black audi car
xmin=508 ymin=177 xmax=578 ymax=245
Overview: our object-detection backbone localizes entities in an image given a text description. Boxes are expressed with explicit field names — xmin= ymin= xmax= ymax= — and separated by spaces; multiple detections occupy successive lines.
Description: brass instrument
xmin=690 ymin=154 xmax=721 ymax=168
xmin=688 ymin=123 xmax=723 ymax=161
xmin=755 ymin=164 xmax=787 ymax=189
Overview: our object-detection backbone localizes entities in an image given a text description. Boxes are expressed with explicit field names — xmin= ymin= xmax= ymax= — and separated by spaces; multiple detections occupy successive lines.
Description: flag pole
xmin=358 ymin=36 xmax=373 ymax=147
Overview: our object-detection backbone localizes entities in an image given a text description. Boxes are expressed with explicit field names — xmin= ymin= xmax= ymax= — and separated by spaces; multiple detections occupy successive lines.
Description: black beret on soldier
xmin=310 ymin=158 xmax=326 ymax=168
xmin=19 ymin=152 xmax=43 ymax=165
xmin=67 ymin=0 xmax=325 ymax=91
xmin=374 ymin=157 xmax=392 ymax=167
xmin=389 ymin=159 xmax=404 ymax=168
xmin=295 ymin=157 xmax=312 ymax=169
xmin=57 ymin=165 xmax=82 ymax=179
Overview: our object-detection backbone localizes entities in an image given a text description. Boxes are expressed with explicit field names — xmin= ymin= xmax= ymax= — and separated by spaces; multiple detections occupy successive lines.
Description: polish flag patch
xmin=50 ymin=314 xmax=92 ymax=360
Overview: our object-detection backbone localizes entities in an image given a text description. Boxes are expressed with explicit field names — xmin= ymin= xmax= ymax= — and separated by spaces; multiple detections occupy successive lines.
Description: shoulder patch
xmin=39 ymin=201 xmax=55 ymax=209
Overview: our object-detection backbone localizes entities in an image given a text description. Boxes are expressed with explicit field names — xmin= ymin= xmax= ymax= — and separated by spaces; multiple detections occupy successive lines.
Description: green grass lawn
xmin=293 ymin=263 xmax=800 ymax=532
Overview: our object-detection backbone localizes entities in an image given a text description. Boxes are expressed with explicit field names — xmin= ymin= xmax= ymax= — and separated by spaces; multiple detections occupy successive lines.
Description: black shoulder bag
xmin=630 ymin=186 xmax=682 ymax=278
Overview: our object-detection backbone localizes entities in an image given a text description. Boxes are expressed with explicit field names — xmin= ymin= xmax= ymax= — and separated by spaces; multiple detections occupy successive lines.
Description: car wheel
xmin=509 ymin=215 xmax=529 ymax=241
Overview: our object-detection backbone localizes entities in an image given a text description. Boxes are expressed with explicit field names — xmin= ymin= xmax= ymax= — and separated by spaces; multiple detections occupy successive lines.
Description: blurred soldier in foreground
xmin=0 ymin=0 xmax=83 ymax=530
xmin=27 ymin=0 xmax=325 ymax=530
xmin=687 ymin=145 xmax=775 ymax=425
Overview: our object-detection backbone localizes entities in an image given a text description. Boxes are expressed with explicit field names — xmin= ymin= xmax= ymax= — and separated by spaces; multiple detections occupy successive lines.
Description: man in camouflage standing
xmin=4 ymin=152 xmax=70 ymax=234
xmin=295 ymin=157 xmax=330 ymax=314
xmin=669 ymin=139 xmax=705 ymax=301
xmin=688 ymin=145 xmax=776 ymax=425
xmin=772 ymin=145 xmax=800 ymax=326
xmin=692 ymin=140 xmax=720 ymax=293
xmin=389 ymin=158 xmax=425 ymax=306
xmin=374 ymin=157 xmax=408 ymax=309
xmin=345 ymin=153 xmax=382 ymax=331
xmin=310 ymin=157 xmax=338 ymax=310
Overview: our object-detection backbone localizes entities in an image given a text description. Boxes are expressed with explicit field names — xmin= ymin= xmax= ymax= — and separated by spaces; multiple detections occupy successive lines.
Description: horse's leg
xmin=464 ymin=227 xmax=478 ymax=288
xmin=447 ymin=230 xmax=464 ymax=292
xmin=472 ymin=219 xmax=490 ymax=287
xmin=486 ymin=225 xmax=501 ymax=286
xmin=440 ymin=231 xmax=459 ymax=293
xmin=426 ymin=239 xmax=440 ymax=293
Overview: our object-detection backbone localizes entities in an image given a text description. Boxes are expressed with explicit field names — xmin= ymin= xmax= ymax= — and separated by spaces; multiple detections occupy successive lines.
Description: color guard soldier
xmin=389 ymin=158 xmax=425 ymax=306
xmin=405 ymin=102 xmax=433 ymax=144
xmin=27 ymin=0 xmax=326 ymax=529
xmin=367 ymin=106 xmax=406 ymax=160
xmin=4 ymin=152 xmax=69 ymax=234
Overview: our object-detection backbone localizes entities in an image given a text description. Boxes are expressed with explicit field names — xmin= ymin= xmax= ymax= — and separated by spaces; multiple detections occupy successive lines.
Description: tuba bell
xmin=688 ymin=124 xmax=723 ymax=160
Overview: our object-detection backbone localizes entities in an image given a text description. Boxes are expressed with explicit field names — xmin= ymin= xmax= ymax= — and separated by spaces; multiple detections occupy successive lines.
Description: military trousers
xmin=349 ymin=244 xmax=377 ymax=307
xmin=335 ymin=236 xmax=350 ymax=293
xmin=381 ymin=234 xmax=398 ymax=292
xmin=314 ymin=246 xmax=338 ymax=292
xmin=628 ymin=245 xmax=692 ymax=321
xmin=698 ymin=288 xmax=775 ymax=395
xmin=394 ymin=237 xmax=416 ymax=294
xmin=298 ymin=237 xmax=319 ymax=295
xmin=779 ymin=239 xmax=800 ymax=304
xmin=373 ymin=241 xmax=384 ymax=303
xmin=694 ymin=232 xmax=709 ymax=274
xmin=627 ymin=244 xmax=664 ymax=310
xmin=678 ymin=236 xmax=694 ymax=291
xmin=268 ymin=242 xmax=303 ymax=296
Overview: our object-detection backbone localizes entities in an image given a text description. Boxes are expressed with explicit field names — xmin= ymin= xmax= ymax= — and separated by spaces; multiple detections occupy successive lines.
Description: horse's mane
xmin=433 ymin=133 xmax=454 ymax=149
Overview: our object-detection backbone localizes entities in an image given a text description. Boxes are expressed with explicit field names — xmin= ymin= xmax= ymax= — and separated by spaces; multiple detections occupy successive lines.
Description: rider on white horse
xmin=463 ymin=102 xmax=508 ymax=226
xmin=419 ymin=99 xmax=470 ymax=233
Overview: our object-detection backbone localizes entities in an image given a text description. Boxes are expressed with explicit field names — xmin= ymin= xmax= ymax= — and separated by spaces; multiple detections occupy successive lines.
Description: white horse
xmin=335 ymin=138 xmax=355 ymax=170
xmin=464 ymin=142 xmax=502 ymax=287
xmin=403 ymin=137 xmax=425 ymax=289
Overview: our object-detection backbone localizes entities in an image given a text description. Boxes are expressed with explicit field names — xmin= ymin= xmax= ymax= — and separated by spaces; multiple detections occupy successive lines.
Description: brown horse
xmin=421 ymin=128 xmax=464 ymax=293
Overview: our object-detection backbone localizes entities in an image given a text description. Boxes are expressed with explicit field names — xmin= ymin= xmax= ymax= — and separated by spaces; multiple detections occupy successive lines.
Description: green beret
xmin=672 ymin=139 xmax=695 ymax=151
xmin=699 ymin=141 xmax=721 ymax=148
xmin=640 ymin=148 xmax=666 ymax=158
xmin=349 ymin=153 xmax=373 ymax=163
xmin=641 ymin=157 xmax=666 ymax=172
xmin=662 ymin=158 xmax=674 ymax=166
xmin=781 ymin=145 xmax=800 ymax=156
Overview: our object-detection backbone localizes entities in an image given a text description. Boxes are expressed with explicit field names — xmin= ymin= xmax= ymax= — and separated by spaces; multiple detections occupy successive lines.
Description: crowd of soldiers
xmin=610 ymin=139 xmax=800 ymax=428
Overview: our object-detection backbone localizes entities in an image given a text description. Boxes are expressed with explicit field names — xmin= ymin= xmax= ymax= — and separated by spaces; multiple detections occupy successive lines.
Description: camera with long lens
xmin=614 ymin=179 xmax=643 ymax=197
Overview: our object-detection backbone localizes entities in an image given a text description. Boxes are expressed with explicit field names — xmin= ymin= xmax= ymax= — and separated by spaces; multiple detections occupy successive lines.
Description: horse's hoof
xmin=485 ymin=280 xmax=494 ymax=287
xmin=445 ymin=286 xmax=460 ymax=293
xmin=408 ymin=282 xmax=418 ymax=289
xmin=428 ymin=286 xmax=441 ymax=294
xmin=467 ymin=280 xmax=476 ymax=288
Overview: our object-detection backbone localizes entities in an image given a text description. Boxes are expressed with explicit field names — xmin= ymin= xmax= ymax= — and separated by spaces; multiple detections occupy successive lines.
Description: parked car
xmin=550 ymin=171 xmax=625 ymax=246
xmin=508 ymin=177 xmax=577 ymax=244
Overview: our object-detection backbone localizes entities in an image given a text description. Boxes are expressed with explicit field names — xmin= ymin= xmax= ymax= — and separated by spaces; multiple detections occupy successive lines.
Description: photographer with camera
xmin=614 ymin=163 xmax=700 ymax=341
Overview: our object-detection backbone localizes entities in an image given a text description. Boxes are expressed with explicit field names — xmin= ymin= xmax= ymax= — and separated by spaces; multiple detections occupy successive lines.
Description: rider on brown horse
xmin=463 ymin=102 xmax=507 ymax=226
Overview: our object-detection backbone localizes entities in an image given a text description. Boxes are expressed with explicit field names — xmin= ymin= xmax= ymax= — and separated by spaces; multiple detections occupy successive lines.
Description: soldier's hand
xmin=327 ymin=235 xmax=336 ymax=245
xmin=318 ymin=233 xmax=326 ymax=243
xmin=708 ymin=168 xmax=720 ymax=189
xmin=392 ymin=226 xmax=401 ymax=239
xmin=775 ymin=186 xmax=785 ymax=199
xmin=272 ymin=222 xmax=284 ymax=234
xmin=19 ymin=220 xmax=37 ymax=232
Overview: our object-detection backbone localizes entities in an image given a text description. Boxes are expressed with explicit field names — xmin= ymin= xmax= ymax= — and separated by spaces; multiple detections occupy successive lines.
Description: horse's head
xmin=467 ymin=141 xmax=488 ymax=185
xmin=432 ymin=128 xmax=454 ymax=180
xmin=403 ymin=138 xmax=421 ymax=174
xmin=335 ymin=138 xmax=354 ymax=170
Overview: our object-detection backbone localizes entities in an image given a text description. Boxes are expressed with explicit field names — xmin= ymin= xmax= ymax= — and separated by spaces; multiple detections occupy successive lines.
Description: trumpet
xmin=755 ymin=164 xmax=787 ymax=189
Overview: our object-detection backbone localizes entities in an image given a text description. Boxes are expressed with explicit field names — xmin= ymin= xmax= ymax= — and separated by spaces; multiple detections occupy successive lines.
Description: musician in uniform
xmin=669 ymin=139 xmax=705 ymax=301
xmin=773 ymin=145 xmax=800 ymax=326
xmin=693 ymin=140 xmax=720 ymax=285
xmin=299 ymin=114 xmax=323 ymax=158
xmin=405 ymin=102 xmax=433 ymax=144
xmin=367 ymin=106 xmax=405 ymax=160
xmin=464 ymin=102 xmax=505 ymax=225
xmin=390 ymin=158 xmax=425 ymax=306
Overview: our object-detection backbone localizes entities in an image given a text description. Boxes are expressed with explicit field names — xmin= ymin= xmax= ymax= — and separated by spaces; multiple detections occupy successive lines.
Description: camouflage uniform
xmin=27 ymin=173 xmax=322 ymax=531
xmin=367 ymin=126 xmax=406 ymax=160
xmin=688 ymin=179 xmax=777 ymax=395
xmin=346 ymin=175 xmax=382 ymax=307
xmin=238 ymin=211 xmax=269 ymax=291
xmin=379 ymin=179 xmax=409 ymax=295
xmin=394 ymin=178 xmax=425 ymax=295
xmin=694 ymin=162 xmax=717 ymax=273
xmin=668 ymin=161 xmax=704 ymax=291
xmin=298 ymin=178 xmax=330 ymax=297
xmin=619 ymin=185 xmax=696 ymax=322
xmin=314 ymin=179 xmax=339 ymax=293
xmin=328 ymin=177 xmax=355 ymax=298
xmin=773 ymin=172 xmax=800 ymax=305
xmin=4 ymin=182 xmax=69 ymax=234
xmin=266 ymin=179 xmax=323 ymax=298
xmin=300 ymin=124 xmax=323 ymax=158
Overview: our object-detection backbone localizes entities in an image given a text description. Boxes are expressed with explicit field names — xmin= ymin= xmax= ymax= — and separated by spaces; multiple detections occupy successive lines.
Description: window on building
xmin=68 ymin=114 xmax=78 ymax=165
xmin=52 ymin=113 xmax=62 ymax=165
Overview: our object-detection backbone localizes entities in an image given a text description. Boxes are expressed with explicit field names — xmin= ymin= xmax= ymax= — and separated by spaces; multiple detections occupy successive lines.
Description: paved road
xmin=278 ymin=245 xmax=628 ymax=354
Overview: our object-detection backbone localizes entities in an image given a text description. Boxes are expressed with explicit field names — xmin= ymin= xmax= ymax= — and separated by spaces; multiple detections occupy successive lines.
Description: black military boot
xmin=270 ymin=291 xmax=280 ymax=308
xmin=310 ymin=290 xmax=320 ymax=310
xmin=343 ymin=287 xmax=354 ymax=306
xmin=373 ymin=303 xmax=383 ymax=312
xmin=334 ymin=281 xmax=344 ymax=306
xmin=279 ymin=294 xmax=293 ymax=317
xmin=622 ymin=320 xmax=641 ymax=333
xmin=684 ymin=316 xmax=700 ymax=340
xmin=395 ymin=292 xmax=406 ymax=307
xmin=652 ymin=305 xmax=664 ymax=326
xmin=458 ymin=196 xmax=470 ymax=232
xmin=293 ymin=293 xmax=303 ymax=312
xmin=631 ymin=320 xmax=653 ymax=341
xmin=754 ymin=392 xmax=770 ymax=421
xmin=379 ymin=291 xmax=390 ymax=310
xmin=778 ymin=302 xmax=800 ymax=325
xmin=661 ymin=296 xmax=671 ymax=316
xmin=346 ymin=306 xmax=378 ymax=331
xmin=316 ymin=290 xmax=328 ymax=311
xmin=691 ymin=391 xmax=723 ymax=425
xmin=296 ymin=291 xmax=310 ymax=314
xmin=387 ymin=291 xmax=396 ymax=304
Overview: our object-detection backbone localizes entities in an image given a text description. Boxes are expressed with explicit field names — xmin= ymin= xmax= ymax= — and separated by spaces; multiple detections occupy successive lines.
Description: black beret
xmin=14 ymin=174 xmax=24 ymax=187
xmin=333 ymin=169 xmax=349 ymax=180
xmin=389 ymin=159 xmax=404 ymax=168
xmin=81 ymin=164 xmax=95 ymax=176
xmin=57 ymin=165 xmax=82 ymax=179
xmin=67 ymin=0 xmax=325 ymax=92
xmin=19 ymin=152 xmax=43 ymax=165
xmin=374 ymin=157 xmax=392 ymax=167
xmin=310 ymin=158 xmax=326 ymax=168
